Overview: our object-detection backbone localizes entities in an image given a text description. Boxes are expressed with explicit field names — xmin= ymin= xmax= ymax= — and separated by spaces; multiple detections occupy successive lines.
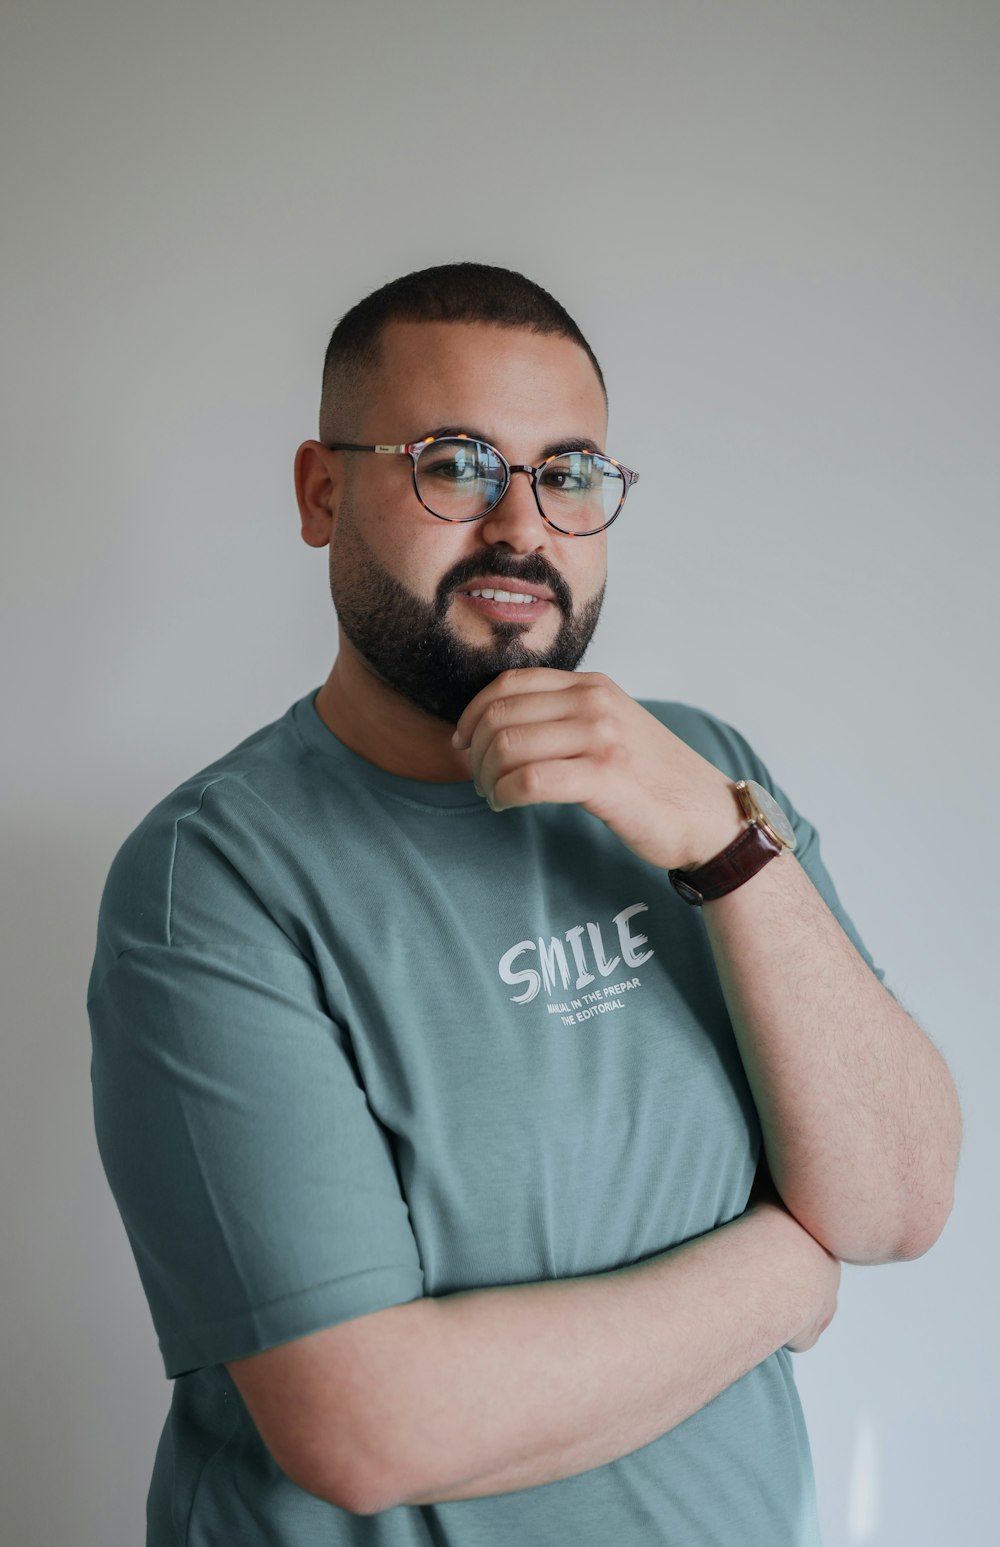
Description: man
xmin=87 ymin=261 xmax=961 ymax=1544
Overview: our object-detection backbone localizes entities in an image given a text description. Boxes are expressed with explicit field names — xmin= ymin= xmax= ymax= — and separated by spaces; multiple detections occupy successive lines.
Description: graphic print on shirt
xmin=498 ymin=900 xmax=653 ymax=1021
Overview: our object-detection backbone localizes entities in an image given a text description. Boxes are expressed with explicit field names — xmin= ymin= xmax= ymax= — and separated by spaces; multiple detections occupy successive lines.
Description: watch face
xmin=743 ymin=779 xmax=797 ymax=851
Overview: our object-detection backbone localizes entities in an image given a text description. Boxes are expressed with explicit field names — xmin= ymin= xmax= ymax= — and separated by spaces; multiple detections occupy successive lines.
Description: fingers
xmin=474 ymin=718 xmax=606 ymax=802
xmin=452 ymin=669 xmax=608 ymax=751
xmin=485 ymin=756 xmax=605 ymax=814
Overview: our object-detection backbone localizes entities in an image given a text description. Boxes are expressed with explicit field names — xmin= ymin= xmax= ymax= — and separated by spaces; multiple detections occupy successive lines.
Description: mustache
xmin=444 ymin=565 xmax=567 ymax=607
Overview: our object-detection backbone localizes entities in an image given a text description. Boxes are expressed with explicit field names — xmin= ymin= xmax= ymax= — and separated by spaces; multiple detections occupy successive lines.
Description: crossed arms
xmin=227 ymin=853 xmax=962 ymax=1514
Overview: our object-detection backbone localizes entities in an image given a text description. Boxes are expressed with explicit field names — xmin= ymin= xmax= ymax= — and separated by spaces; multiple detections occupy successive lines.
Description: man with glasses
xmin=87 ymin=262 xmax=960 ymax=1545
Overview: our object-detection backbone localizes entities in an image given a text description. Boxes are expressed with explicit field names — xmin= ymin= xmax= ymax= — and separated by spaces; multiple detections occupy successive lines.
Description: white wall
xmin=2 ymin=2 xmax=996 ymax=1542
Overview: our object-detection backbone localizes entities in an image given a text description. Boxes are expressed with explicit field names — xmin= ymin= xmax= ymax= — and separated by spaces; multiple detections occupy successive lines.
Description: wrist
xmin=676 ymin=781 xmax=746 ymax=872
xmin=669 ymin=777 xmax=798 ymax=906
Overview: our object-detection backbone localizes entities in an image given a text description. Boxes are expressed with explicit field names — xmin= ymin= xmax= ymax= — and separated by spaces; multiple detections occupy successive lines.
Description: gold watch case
xmin=734 ymin=779 xmax=798 ymax=852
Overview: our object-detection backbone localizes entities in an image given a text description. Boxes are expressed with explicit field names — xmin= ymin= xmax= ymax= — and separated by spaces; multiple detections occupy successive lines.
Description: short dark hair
xmin=318 ymin=260 xmax=607 ymax=443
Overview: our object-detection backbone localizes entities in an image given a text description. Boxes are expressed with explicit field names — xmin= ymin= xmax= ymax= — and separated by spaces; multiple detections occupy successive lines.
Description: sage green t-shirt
xmin=87 ymin=687 xmax=889 ymax=1546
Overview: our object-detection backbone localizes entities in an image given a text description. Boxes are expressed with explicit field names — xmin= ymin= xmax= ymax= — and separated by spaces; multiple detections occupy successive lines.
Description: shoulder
xmin=88 ymin=703 xmax=312 ymax=995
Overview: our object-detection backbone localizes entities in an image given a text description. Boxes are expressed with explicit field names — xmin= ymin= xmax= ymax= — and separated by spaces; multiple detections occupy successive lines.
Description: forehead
xmin=366 ymin=319 xmax=608 ymax=446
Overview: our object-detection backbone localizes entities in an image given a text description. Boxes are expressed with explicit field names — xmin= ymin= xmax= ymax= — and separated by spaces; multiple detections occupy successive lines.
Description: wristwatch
xmin=668 ymin=779 xmax=798 ymax=906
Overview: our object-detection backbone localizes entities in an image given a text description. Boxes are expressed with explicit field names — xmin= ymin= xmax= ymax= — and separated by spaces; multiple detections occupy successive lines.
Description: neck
xmin=314 ymin=635 xmax=474 ymax=783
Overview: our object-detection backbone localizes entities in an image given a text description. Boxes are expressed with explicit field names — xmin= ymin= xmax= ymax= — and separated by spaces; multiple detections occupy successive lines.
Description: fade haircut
xmin=318 ymin=261 xmax=607 ymax=444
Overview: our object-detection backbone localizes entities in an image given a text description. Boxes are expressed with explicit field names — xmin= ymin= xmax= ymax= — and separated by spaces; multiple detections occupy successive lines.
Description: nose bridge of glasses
xmin=494 ymin=459 xmax=613 ymax=532
xmin=507 ymin=461 xmax=557 ymax=516
xmin=486 ymin=462 xmax=547 ymax=525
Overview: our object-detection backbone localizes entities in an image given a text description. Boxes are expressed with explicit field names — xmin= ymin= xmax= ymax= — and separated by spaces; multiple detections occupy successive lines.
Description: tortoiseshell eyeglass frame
xmin=325 ymin=434 xmax=640 ymax=537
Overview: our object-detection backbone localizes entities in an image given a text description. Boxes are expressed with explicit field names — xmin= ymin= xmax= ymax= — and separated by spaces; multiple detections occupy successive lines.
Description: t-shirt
xmin=87 ymin=686 xmax=891 ymax=1546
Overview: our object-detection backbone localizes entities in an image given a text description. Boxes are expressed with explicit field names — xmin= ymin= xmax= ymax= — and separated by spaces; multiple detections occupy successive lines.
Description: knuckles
xmin=596 ymin=735 xmax=627 ymax=769
xmin=518 ymin=762 xmax=546 ymax=798
xmin=482 ymin=698 xmax=509 ymax=731
xmin=583 ymin=677 xmax=617 ymax=713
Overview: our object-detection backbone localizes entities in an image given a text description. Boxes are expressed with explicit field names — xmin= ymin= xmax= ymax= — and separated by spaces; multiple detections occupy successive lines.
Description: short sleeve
xmin=87 ymin=940 xmax=425 ymax=1378
xmin=646 ymin=699 xmax=900 ymax=1004
xmin=710 ymin=720 xmax=900 ymax=1003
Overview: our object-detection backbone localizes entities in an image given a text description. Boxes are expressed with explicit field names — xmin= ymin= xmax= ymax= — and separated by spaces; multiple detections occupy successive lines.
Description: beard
xmin=328 ymin=500 xmax=607 ymax=726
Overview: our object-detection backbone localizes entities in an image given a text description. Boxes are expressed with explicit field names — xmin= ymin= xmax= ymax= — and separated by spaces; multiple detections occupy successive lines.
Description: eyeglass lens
xmin=415 ymin=439 xmax=625 ymax=532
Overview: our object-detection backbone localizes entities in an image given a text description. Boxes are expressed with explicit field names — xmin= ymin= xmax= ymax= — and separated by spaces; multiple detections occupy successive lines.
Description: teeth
xmin=466 ymin=588 xmax=540 ymax=604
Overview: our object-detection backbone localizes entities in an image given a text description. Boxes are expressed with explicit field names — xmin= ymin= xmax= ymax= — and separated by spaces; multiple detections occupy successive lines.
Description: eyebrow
xmin=420 ymin=425 xmax=605 ymax=461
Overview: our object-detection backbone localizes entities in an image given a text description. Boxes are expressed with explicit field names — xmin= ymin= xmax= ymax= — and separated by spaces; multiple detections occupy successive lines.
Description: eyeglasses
xmin=326 ymin=434 xmax=640 ymax=536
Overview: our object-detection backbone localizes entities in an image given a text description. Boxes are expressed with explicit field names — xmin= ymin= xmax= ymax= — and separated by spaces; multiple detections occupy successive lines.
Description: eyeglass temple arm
xmin=325 ymin=443 xmax=417 ymax=455
xmin=326 ymin=443 xmax=640 ymax=483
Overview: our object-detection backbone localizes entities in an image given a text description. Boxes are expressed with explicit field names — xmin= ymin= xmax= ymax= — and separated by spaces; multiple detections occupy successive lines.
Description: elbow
xmin=349 ymin=1458 xmax=408 ymax=1518
xmin=233 ymin=1399 xmax=390 ymax=1517
xmin=890 ymin=1187 xmax=957 ymax=1263
xmin=834 ymin=1191 xmax=956 ymax=1266
xmin=779 ymin=1183 xmax=957 ymax=1267
xmin=890 ymin=1128 xmax=962 ymax=1262
xmin=270 ymin=1444 xmax=377 ymax=1518
xmin=279 ymin=1420 xmax=406 ymax=1517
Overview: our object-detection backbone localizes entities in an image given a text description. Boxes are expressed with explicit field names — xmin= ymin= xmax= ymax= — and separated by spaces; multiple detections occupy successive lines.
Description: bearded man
xmin=87 ymin=260 xmax=961 ymax=1546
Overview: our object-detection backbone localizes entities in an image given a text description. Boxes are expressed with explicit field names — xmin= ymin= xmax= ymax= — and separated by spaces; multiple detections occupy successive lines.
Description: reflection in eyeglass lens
xmin=418 ymin=441 xmax=502 ymax=497
xmin=415 ymin=439 xmax=623 ymax=530
xmin=539 ymin=453 xmax=624 ymax=527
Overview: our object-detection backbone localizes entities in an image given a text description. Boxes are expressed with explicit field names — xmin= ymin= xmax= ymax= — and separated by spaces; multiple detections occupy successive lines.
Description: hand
xmin=451 ymin=668 xmax=743 ymax=872
xmin=748 ymin=1194 xmax=842 ymax=1354
xmin=784 ymin=1237 xmax=841 ymax=1354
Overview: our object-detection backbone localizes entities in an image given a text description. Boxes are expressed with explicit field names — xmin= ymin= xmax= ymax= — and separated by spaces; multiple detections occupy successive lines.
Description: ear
xmin=295 ymin=441 xmax=343 ymax=549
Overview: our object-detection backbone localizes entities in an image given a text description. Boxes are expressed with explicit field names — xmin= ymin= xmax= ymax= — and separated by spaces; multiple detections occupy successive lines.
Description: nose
xmin=477 ymin=467 xmax=549 ymax=551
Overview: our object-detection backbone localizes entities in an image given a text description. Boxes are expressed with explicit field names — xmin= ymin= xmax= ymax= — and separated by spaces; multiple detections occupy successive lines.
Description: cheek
xmin=361 ymin=496 xmax=427 ymax=568
xmin=383 ymin=520 xmax=467 ymax=604
xmin=570 ymin=555 xmax=607 ymax=607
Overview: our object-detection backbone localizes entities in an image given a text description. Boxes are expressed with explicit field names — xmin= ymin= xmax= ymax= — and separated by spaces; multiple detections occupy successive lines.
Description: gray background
xmin=2 ymin=2 xmax=996 ymax=1543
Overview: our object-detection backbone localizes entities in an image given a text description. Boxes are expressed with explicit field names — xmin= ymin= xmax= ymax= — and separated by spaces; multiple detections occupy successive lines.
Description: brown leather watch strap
xmin=668 ymin=821 xmax=782 ymax=906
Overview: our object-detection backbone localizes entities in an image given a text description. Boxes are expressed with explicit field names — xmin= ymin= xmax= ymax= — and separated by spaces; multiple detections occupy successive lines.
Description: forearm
xmin=364 ymin=1205 xmax=826 ymax=1513
xmin=703 ymin=851 xmax=962 ymax=1263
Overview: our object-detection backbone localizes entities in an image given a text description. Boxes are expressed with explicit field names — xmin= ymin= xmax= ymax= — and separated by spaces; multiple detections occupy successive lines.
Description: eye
xmin=424 ymin=454 xmax=478 ymax=481
xmin=540 ymin=456 xmax=597 ymax=492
